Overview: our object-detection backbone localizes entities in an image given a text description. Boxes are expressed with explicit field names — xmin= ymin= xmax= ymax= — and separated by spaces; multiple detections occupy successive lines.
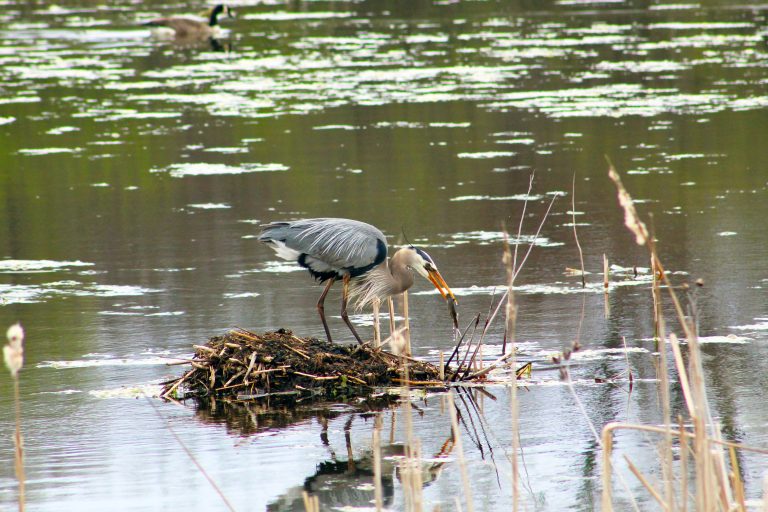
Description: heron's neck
xmin=387 ymin=250 xmax=414 ymax=295
xmin=348 ymin=250 xmax=414 ymax=310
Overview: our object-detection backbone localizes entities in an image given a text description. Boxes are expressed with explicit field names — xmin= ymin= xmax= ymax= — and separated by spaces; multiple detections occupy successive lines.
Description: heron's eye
xmin=424 ymin=263 xmax=435 ymax=272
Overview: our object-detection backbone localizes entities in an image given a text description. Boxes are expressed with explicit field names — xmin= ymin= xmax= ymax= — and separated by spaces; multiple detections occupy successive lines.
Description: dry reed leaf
xmin=607 ymin=162 xmax=649 ymax=246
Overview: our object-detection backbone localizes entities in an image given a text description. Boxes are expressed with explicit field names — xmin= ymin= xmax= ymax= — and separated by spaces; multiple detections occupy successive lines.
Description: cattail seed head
xmin=4 ymin=322 xmax=24 ymax=378
xmin=7 ymin=323 xmax=23 ymax=348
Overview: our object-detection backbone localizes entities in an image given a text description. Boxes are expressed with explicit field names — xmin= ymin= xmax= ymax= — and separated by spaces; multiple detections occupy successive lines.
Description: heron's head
xmin=404 ymin=246 xmax=457 ymax=304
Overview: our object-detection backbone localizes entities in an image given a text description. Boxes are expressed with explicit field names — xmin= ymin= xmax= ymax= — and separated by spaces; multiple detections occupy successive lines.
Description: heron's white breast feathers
xmin=348 ymin=264 xmax=398 ymax=311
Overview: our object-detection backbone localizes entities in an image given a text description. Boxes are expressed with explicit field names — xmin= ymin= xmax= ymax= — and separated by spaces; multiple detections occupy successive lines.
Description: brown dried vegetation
xmin=161 ymin=327 xmax=444 ymax=402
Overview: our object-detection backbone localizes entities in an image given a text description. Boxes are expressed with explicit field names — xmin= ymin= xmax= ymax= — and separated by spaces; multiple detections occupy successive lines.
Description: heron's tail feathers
xmin=258 ymin=223 xmax=299 ymax=261
xmin=263 ymin=239 xmax=301 ymax=262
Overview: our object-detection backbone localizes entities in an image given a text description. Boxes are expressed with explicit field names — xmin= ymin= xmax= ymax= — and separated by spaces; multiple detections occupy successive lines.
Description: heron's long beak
xmin=427 ymin=269 xmax=457 ymax=305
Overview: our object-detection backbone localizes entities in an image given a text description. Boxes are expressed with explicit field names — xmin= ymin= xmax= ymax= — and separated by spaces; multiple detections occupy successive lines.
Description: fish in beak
xmin=427 ymin=268 xmax=457 ymax=305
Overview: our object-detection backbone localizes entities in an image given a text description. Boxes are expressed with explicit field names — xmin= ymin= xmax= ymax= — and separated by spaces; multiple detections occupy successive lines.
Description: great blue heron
xmin=143 ymin=4 xmax=233 ymax=39
xmin=259 ymin=218 xmax=456 ymax=344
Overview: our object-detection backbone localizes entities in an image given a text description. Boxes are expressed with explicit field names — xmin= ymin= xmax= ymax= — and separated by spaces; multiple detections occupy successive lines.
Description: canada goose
xmin=143 ymin=4 xmax=233 ymax=39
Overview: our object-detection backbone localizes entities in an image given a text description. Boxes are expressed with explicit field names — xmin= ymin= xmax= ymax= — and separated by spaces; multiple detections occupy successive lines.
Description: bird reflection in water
xmin=189 ymin=390 xmax=499 ymax=511
xmin=267 ymin=415 xmax=453 ymax=512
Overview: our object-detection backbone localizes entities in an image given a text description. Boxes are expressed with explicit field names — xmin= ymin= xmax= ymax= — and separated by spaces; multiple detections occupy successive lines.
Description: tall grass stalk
xmin=571 ymin=173 xmax=586 ymax=288
xmin=372 ymin=298 xmax=381 ymax=348
xmin=403 ymin=290 xmax=411 ymax=357
xmin=652 ymin=260 xmax=675 ymax=510
xmin=763 ymin=474 xmax=768 ymax=512
xmin=512 ymin=173 xmax=535 ymax=274
xmin=400 ymin=361 xmax=424 ymax=511
xmin=603 ymin=162 xmax=744 ymax=511
xmin=4 ymin=323 xmax=25 ymax=512
xmin=373 ymin=415 xmax=384 ymax=512
xmin=302 ymin=491 xmax=319 ymax=512
xmin=447 ymin=393 xmax=474 ymax=512
xmin=388 ymin=297 xmax=396 ymax=338
xmin=502 ymin=235 xmax=520 ymax=511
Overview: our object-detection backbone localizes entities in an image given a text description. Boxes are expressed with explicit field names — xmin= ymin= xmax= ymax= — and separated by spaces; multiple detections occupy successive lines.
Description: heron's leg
xmin=341 ymin=275 xmax=364 ymax=345
xmin=317 ymin=277 xmax=336 ymax=343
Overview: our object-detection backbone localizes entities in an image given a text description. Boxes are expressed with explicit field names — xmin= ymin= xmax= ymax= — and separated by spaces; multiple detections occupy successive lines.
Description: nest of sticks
xmin=161 ymin=328 xmax=445 ymax=402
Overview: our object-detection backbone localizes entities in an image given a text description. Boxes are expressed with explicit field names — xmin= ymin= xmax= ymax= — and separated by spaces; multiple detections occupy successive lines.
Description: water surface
xmin=1 ymin=0 xmax=768 ymax=510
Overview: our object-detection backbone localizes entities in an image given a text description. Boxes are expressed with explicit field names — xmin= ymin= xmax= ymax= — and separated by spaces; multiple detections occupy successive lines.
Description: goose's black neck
xmin=209 ymin=5 xmax=225 ymax=27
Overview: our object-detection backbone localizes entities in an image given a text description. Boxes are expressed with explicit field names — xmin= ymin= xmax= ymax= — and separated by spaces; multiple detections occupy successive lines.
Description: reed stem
xmin=373 ymin=416 xmax=384 ymax=512
xmin=448 ymin=393 xmax=474 ymax=512
xmin=372 ymin=298 xmax=381 ymax=348
xmin=403 ymin=291 xmax=411 ymax=357
xmin=571 ymin=173 xmax=586 ymax=288
xmin=388 ymin=297 xmax=396 ymax=339
xmin=13 ymin=377 xmax=25 ymax=512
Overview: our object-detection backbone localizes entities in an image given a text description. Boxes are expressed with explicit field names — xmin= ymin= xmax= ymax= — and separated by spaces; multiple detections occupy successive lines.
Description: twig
xmin=403 ymin=290 xmax=411 ymax=357
xmin=372 ymin=298 xmax=381 ymax=349
xmin=512 ymin=173 xmax=535 ymax=274
xmin=291 ymin=371 xmax=338 ymax=381
xmin=448 ymin=392 xmax=475 ymax=512
xmin=161 ymin=370 xmax=192 ymax=399
xmin=344 ymin=374 xmax=370 ymax=386
xmin=244 ymin=352 xmax=257 ymax=385
xmin=452 ymin=314 xmax=481 ymax=381
xmin=571 ymin=172 xmax=586 ymax=288
xmin=282 ymin=344 xmax=310 ymax=360
xmin=512 ymin=190 xmax=560 ymax=284
xmin=392 ymin=378 xmax=446 ymax=387
xmin=373 ymin=416 xmax=383 ymax=512
xmin=444 ymin=315 xmax=479 ymax=375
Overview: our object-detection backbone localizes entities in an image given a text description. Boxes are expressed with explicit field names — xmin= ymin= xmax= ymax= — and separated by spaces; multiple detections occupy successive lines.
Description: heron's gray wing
xmin=260 ymin=218 xmax=387 ymax=272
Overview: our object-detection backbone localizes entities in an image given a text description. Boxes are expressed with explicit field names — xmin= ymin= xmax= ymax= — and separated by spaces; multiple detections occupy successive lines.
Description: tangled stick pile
xmin=161 ymin=328 xmax=444 ymax=401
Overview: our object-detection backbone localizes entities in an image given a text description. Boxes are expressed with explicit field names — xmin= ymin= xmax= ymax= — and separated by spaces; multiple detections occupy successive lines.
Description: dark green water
xmin=1 ymin=0 xmax=767 ymax=510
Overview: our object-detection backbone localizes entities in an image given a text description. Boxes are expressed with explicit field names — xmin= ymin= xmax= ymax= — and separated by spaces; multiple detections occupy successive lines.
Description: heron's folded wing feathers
xmin=260 ymin=218 xmax=386 ymax=271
